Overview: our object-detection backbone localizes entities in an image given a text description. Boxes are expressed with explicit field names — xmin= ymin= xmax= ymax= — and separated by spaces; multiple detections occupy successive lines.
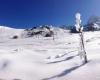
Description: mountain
xmin=0 ymin=25 xmax=69 ymax=39
xmin=23 ymin=25 xmax=69 ymax=38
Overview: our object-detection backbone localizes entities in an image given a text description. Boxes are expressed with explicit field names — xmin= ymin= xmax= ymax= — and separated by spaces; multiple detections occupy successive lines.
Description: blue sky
xmin=0 ymin=0 xmax=100 ymax=28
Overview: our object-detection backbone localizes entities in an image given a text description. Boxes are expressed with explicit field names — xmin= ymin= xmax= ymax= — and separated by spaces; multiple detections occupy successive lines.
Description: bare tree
xmin=75 ymin=13 xmax=87 ymax=64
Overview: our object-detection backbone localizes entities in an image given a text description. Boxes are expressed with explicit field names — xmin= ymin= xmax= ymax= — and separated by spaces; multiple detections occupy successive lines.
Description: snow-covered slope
xmin=0 ymin=27 xmax=100 ymax=80
xmin=0 ymin=26 xmax=24 ymax=39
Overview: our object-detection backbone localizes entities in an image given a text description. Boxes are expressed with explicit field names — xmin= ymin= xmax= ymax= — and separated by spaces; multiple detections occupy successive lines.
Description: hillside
xmin=0 ymin=26 xmax=23 ymax=39
xmin=0 ymin=27 xmax=100 ymax=80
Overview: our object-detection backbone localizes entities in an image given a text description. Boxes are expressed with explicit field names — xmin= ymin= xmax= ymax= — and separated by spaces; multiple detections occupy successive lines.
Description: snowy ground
xmin=0 ymin=27 xmax=100 ymax=80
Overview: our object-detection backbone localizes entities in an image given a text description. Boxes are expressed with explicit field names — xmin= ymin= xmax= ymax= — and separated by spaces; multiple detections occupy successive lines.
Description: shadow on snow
xmin=42 ymin=61 xmax=89 ymax=80
xmin=47 ymin=54 xmax=79 ymax=64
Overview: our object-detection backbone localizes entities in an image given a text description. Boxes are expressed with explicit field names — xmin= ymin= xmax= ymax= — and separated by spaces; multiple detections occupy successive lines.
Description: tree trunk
xmin=79 ymin=32 xmax=87 ymax=64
